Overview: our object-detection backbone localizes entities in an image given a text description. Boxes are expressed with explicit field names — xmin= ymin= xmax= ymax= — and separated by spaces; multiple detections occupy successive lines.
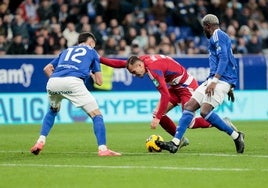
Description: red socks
xmin=159 ymin=115 xmax=177 ymax=136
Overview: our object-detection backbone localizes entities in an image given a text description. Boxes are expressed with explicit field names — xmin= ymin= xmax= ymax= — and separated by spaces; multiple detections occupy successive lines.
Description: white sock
xmin=172 ymin=138 xmax=180 ymax=146
xmin=231 ymin=131 xmax=239 ymax=140
xmin=98 ymin=145 xmax=108 ymax=151
xmin=37 ymin=135 xmax=46 ymax=144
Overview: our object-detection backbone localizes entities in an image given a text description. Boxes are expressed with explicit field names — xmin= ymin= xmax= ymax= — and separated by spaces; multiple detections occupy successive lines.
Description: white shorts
xmin=46 ymin=77 xmax=98 ymax=112
xmin=192 ymin=78 xmax=231 ymax=107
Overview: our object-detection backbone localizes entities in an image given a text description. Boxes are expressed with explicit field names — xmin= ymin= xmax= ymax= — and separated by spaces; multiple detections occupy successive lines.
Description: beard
xmin=204 ymin=31 xmax=211 ymax=39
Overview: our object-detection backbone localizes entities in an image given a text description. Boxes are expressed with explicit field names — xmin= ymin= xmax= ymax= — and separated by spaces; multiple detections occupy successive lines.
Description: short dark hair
xmin=78 ymin=32 xmax=96 ymax=43
xmin=126 ymin=56 xmax=140 ymax=69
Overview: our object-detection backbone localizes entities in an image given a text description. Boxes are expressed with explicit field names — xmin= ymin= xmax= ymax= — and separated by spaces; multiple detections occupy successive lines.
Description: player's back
xmin=140 ymin=54 xmax=189 ymax=84
xmin=51 ymin=44 xmax=100 ymax=79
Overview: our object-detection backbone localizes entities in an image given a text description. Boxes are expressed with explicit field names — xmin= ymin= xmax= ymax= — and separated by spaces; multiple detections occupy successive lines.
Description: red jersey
xmin=100 ymin=55 xmax=195 ymax=119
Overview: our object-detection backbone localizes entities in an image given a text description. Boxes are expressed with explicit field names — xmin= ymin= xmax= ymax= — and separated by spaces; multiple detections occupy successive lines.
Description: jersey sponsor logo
xmin=0 ymin=64 xmax=34 ymax=87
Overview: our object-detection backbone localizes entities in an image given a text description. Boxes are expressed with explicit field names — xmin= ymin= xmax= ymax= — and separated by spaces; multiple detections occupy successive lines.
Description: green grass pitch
xmin=0 ymin=121 xmax=267 ymax=188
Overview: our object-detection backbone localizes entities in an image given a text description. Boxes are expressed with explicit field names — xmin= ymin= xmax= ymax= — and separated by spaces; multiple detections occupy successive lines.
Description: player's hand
xmin=151 ymin=117 xmax=160 ymax=129
xmin=227 ymin=88 xmax=235 ymax=102
xmin=205 ymin=82 xmax=217 ymax=97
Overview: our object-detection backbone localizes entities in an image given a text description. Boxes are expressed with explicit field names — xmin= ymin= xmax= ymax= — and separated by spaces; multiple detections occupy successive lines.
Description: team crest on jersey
xmin=152 ymin=79 xmax=159 ymax=87
xmin=147 ymin=69 xmax=159 ymax=87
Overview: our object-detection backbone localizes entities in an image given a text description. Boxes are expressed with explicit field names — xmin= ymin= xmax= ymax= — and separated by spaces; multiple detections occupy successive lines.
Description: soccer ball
xmin=145 ymin=134 xmax=164 ymax=152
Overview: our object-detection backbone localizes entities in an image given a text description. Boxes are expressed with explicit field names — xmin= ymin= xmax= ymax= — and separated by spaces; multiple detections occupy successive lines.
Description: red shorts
xmin=169 ymin=78 xmax=198 ymax=110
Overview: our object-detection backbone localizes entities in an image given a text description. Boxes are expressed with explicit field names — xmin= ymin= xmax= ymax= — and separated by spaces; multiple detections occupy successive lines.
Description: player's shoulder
xmin=212 ymin=29 xmax=229 ymax=42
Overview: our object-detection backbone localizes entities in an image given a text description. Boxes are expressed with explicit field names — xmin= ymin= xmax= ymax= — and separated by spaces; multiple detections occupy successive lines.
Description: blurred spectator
xmin=0 ymin=1 xmax=9 ymax=19
xmin=130 ymin=39 xmax=144 ymax=55
xmin=208 ymin=0 xmax=224 ymax=20
xmin=134 ymin=10 xmax=147 ymax=32
xmin=0 ymin=0 xmax=268 ymax=56
xmin=121 ymin=13 xmax=135 ymax=35
xmin=149 ymin=0 xmax=171 ymax=24
xmin=2 ymin=13 xmax=13 ymax=42
xmin=259 ymin=21 xmax=268 ymax=50
xmin=92 ymin=20 xmax=108 ymax=48
xmin=226 ymin=25 xmax=238 ymax=52
xmin=145 ymin=17 xmax=159 ymax=36
xmin=57 ymin=36 xmax=68 ymax=51
xmin=33 ymin=45 xmax=44 ymax=55
xmin=107 ymin=18 xmax=124 ymax=37
xmin=62 ymin=22 xmax=79 ymax=47
xmin=18 ymin=0 xmax=39 ymax=23
xmin=28 ymin=34 xmax=49 ymax=54
xmin=65 ymin=4 xmax=81 ymax=25
xmin=103 ymin=0 xmax=133 ymax=24
xmin=237 ymin=5 xmax=250 ymax=26
xmin=117 ymin=38 xmax=130 ymax=57
xmin=221 ymin=7 xmax=238 ymax=30
xmin=50 ymin=23 xmax=63 ymax=44
xmin=76 ymin=15 xmax=90 ymax=33
xmin=37 ymin=0 xmax=53 ymax=25
xmin=238 ymin=25 xmax=251 ymax=43
xmin=132 ymin=27 xmax=148 ymax=49
xmin=104 ymin=37 xmax=117 ymax=55
xmin=171 ymin=0 xmax=203 ymax=36
xmin=6 ymin=34 xmax=27 ymax=54
xmin=227 ymin=0 xmax=243 ymax=11
xmin=146 ymin=34 xmax=159 ymax=53
xmin=80 ymin=23 xmax=92 ymax=33
xmin=58 ymin=3 xmax=69 ymax=28
xmin=236 ymin=36 xmax=248 ymax=54
xmin=258 ymin=0 xmax=268 ymax=21
xmin=125 ymin=26 xmax=138 ymax=46
xmin=0 ymin=17 xmax=7 ymax=36
xmin=51 ymin=0 xmax=65 ymax=19
xmin=145 ymin=46 xmax=157 ymax=54
xmin=0 ymin=34 xmax=9 ymax=53
xmin=246 ymin=34 xmax=263 ymax=54
xmin=11 ymin=13 xmax=29 ymax=47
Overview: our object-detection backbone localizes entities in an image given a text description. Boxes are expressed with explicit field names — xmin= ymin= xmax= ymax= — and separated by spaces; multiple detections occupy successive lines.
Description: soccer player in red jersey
xmin=100 ymin=55 xmax=214 ymax=136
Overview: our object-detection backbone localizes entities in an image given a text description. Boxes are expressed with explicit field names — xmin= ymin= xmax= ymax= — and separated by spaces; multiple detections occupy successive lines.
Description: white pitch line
xmin=1 ymin=150 xmax=268 ymax=158
xmin=1 ymin=163 xmax=267 ymax=172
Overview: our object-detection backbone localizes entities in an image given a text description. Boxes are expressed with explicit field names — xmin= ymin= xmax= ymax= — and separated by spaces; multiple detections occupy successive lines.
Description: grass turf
xmin=0 ymin=121 xmax=267 ymax=188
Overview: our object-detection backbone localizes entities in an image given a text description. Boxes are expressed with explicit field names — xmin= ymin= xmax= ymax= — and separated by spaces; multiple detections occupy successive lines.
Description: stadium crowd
xmin=0 ymin=0 xmax=267 ymax=56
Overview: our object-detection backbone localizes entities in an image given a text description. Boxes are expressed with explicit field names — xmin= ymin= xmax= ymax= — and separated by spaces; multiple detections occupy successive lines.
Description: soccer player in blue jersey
xmin=30 ymin=32 xmax=121 ymax=156
xmin=156 ymin=14 xmax=245 ymax=154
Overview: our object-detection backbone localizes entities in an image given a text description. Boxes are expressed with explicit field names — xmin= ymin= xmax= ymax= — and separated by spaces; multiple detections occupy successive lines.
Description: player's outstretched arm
xmin=100 ymin=57 xmax=127 ymax=68
xmin=43 ymin=63 xmax=54 ymax=77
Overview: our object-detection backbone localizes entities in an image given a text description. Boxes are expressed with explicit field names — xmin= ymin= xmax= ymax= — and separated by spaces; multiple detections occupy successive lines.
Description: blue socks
xmin=205 ymin=111 xmax=233 ymax=135
xmin=40 ymin=108 xmax=57 ymax=136
xmin=92 ymin=115 xmax=106 ymax=146
xmin=175 ymin=110 xmax=195 ymax=139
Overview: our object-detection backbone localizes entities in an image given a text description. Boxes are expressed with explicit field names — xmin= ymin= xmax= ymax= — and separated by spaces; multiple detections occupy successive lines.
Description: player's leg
xmin=83 ymin=104 xmax=121 ymax=156
xmin=156 ymin=98 xmax=200 ymax=153
xmin=31 ymin=78 xmax=62 ymax=155
xmin=153 ymin=99 xmax=177 ymax=136
xmin=156 ymin=82 xmax=205 ymax=153
xmin=189 ymin=117 xmax=211 ymax=128
xmin=200 ymin=79 xmax=244 ymax=153
xmin=75 ymin=80 xmax=121 ymax=156
xmin=178 ymin=87 xmax=211 ymax=129
xmin=159 ymin=115 xmax=176 ymax=136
